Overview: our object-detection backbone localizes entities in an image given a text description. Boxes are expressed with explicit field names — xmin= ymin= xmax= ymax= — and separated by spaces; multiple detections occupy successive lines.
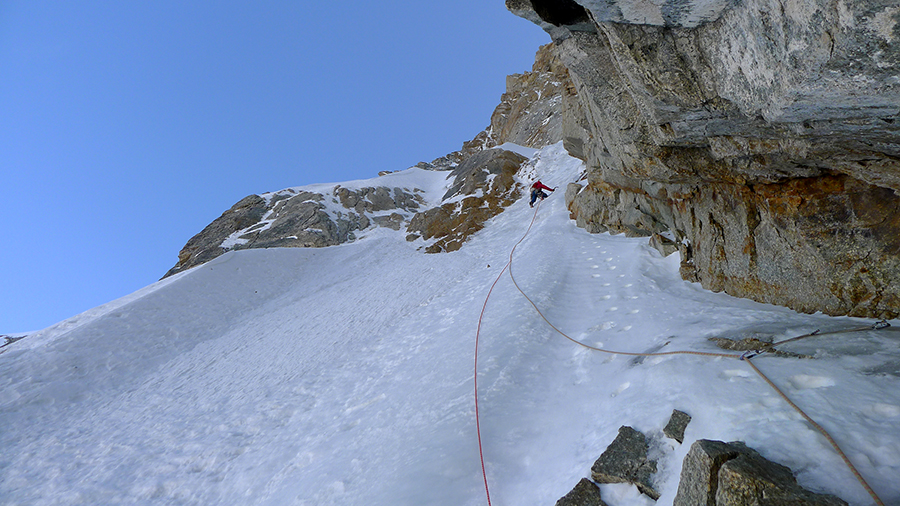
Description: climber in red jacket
xmin=529 ymin=180 xmax=556 ymax=207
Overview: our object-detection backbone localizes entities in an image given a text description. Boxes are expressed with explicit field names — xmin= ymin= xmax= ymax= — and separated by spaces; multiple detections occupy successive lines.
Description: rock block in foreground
xmin=663 ymin=409 xmax=692 ymax=444
xmin=674 ymin=439 xmax=848 ymax=506
xmin=591 ymin=426 xmax=660 ymax=500
xmin=555 ymin=478 xmax=607 ymax=506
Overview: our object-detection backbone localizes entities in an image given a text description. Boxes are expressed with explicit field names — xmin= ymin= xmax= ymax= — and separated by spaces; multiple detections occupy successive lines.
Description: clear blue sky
xmin=1 ymin=1 xmax=549 ymax=333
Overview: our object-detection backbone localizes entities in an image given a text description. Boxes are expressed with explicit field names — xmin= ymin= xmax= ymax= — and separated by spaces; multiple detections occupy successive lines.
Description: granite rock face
xmin=663 ymin=409 xmax=692 ymax=444
xmin=508 ymin=0 xmax=738 ymax=30
xmin=590 ymin=426 xmax=660 ymax=500
xmin=560 ymin=420 xmax=851 ymax=505
xmin=164 ymin=185 xmax=425 ymax=278
xmin=510 ymin=0 xmax=900 ymax=318
xmin=674 ymin=439 xmax=848 ymax=506
xmin=407 ymin=148 xmax=528 ymax=253
xmin=555 ymin=478 xmax=607 ymax=506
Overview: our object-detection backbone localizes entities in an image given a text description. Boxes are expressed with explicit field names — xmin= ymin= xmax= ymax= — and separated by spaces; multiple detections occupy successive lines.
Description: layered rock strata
xmin=509 ymin=0 xmax=900 ymax=318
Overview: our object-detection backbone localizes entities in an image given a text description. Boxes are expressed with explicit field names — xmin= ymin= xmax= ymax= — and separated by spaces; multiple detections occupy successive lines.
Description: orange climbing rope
xmin=743 ymin=358 xmax=885 ymax=506
xmin=475 ymin=198 xmax=886 ymax=506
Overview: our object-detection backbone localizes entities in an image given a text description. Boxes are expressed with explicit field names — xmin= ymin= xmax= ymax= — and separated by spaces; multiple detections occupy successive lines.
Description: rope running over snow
xmin=473 ymin=197 xmax=545 ymax=506
xmin=476 ymin=199 xmax=885 ymax=506
xmin=742 ymin=358 xmax=885 ymax=506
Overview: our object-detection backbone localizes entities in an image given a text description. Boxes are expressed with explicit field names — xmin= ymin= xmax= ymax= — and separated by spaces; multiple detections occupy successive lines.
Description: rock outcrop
xmin=557 ymin=418 xmax=849 ymax=505
xmin=164 ymin=185 xmax=426 ymax=277
xmin=407 ymin=148 xmax=528 ymax=253
xmin=555 ymin=478 xmax=607 ymax=506
xmin=509 ymin=0 xmax=900 ymax=318
xmin=662 ymin=409 xmax=692 ymax=445
xmin=674 ymin=440 xmax=848 ymax=506
xmin=590 ymin=425 xmax=660 ymax=500
xmin=1 ymin=335 xmax=27 ymax=349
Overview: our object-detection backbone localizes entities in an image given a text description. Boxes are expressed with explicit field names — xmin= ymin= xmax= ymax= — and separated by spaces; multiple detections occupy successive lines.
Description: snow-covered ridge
xmin=162 ymin=142 xmax=558 ymax=278
xmin=217 ymin=170 xmax=444 ymax=251
xmin=162 ymin=165 xmax=455 ymax=278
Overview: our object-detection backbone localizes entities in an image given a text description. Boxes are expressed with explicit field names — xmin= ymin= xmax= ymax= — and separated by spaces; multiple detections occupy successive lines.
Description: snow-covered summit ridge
xmin=162 ymin=165 xmax=450 ymax=278
xmin=162 ymin=141 xmax=565 ymax=278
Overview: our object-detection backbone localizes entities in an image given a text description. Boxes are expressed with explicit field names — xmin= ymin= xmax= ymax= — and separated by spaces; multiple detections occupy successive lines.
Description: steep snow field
xmin=2 ymin=144 xmax=898 ymax=505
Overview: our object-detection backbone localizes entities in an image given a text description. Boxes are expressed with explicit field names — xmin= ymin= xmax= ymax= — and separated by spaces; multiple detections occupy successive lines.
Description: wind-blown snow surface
xmin=2 ymin=144 xmax=898 ymax=506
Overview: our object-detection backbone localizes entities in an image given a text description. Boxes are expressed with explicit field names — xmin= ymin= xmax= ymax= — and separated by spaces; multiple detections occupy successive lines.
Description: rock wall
xmin=508 ymin=0 xmax=900 ymax=318
xmin=416 ymin=43 xmax=574 ymax=171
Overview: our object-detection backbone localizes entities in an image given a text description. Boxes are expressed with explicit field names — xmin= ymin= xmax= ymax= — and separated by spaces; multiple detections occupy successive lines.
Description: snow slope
xmin=1 ymin=144 xmax=898 ymax=506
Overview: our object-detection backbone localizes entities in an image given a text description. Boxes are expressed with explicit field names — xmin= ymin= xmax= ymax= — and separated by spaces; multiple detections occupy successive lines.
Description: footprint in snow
xmin=723 ymin=369 xmax=752 ymax=380
xmin=589 ymin=322 xmax=616 ymax=331
xmin=611 ymin=382 xmax=630 ymax=397
xmin=788 ymin=375 xmax=835 ymax=390
xmin=872 ymin=403 xmax=900 ymax=418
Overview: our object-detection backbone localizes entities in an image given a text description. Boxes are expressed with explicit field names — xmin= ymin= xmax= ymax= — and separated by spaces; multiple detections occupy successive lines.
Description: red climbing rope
xmin=474 ymin=198 xmax=544 ymax=506
xmin=473 ymin=255 xmax=504 ymax=506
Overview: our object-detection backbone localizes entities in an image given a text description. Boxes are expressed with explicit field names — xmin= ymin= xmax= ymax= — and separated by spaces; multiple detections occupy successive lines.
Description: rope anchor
xmin=740 ymin=349 xmax=766 ymax=361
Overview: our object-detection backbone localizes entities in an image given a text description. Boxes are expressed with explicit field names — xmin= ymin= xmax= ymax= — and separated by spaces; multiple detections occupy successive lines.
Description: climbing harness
xmin=474 ymin=198 xmax=889 ymax=506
